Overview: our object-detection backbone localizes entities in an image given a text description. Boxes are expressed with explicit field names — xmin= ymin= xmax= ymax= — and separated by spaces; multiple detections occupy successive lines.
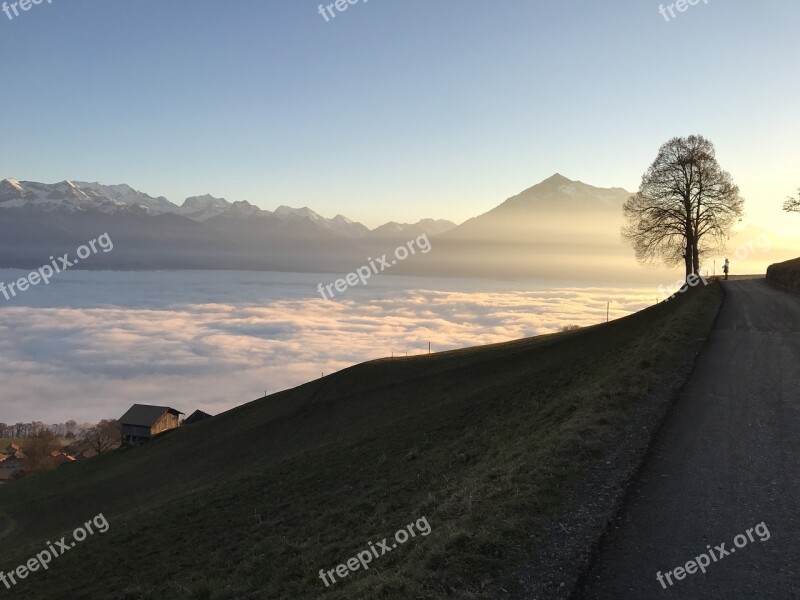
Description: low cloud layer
xmin=0 ymin=270 xmax=658 ymax=423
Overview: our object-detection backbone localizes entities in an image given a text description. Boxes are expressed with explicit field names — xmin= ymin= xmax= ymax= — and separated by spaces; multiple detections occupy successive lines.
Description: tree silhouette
xmin=79 ymin=420 xmax=122 ymax=454
xmin=23 ymin=430 xmax=60 ymax=474
xmin=623 ymin=135 xmax=744 ymax=279
xmin=785 ymin=190 xmax=800 ymax=213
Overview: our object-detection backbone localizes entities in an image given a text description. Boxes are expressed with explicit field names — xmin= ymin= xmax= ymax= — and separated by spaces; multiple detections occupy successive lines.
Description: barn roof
xmin=184 ymin=410 xmax=214 ymax=424
xmin=120 ymin=404 xmax=184 ymax=427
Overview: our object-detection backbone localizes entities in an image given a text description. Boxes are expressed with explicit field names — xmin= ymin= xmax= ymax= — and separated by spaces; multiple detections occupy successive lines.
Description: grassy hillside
xmin=767 ymin=256 xmax=800 ymax=293
xmin=0 ymin=284 xmax=722 ymax=600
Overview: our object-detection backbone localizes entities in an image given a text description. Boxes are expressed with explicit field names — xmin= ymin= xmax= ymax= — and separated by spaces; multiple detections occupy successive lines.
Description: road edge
xmin=511 ymin=283 xmax=727 ymax=600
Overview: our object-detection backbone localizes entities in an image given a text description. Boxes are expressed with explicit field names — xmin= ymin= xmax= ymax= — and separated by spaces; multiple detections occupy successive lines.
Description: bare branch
xmin=784 ymin=191 xmax=800 ymax=213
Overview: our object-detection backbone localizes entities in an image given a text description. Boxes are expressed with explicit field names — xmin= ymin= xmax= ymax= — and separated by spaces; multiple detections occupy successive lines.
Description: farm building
xmin=50 ymin=450 xmax=77 ymax=466
xmin=0 ymin=452 xmax=28 ymax=482
xmin=120 ymin=404 xmax=184 ymax=446
xmin=184 ymin=410 xmax=214 ymax=425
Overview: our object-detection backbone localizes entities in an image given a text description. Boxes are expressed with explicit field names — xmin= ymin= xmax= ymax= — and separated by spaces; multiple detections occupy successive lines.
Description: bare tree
xmin=23 ymin=430 xmax=61 ymax=474
xmin=785 ymin=190 xmax=800 ymax=213
xmin=80 ymin=420 xmax=122 ymax=454
xmin=623 ymin=135 xmax=744 ymax=279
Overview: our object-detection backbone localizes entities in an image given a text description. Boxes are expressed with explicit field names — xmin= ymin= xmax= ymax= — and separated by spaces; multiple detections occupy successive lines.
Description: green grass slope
xmin=0 ymin=284 xmax=723 ymax=600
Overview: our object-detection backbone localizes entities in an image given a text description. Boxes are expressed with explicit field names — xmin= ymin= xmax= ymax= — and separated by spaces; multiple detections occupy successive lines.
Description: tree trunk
xmin=684 ymin=219 xmax=695 ymax=279
xmin=684 ymin=247 xmax=693 ymax=279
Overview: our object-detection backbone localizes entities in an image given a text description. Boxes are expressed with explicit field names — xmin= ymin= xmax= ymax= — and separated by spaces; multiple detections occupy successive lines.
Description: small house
xmin=50 ymin=450 xmax=77 ymax=466
xmin=119 ymin=404 xmax=184 ymax=446
xmin=184 ymin=410 xmax=214 ymax=426
xmin=0 ymin=452 xmax=28 ymax=481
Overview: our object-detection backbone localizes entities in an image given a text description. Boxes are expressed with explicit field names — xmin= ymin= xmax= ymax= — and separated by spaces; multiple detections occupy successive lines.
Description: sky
xmin=0 ymin=0 xmax=798 ymax=231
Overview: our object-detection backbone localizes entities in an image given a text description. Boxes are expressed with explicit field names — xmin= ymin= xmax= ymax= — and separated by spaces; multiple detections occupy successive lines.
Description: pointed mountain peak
xmin=184 ymin=193 xmax=226 ymax=203
xmin=180 ymin=194 xmax=230 ymax=210
xmin=275 ymin=206 xmax=325 ymax=221
xmin=1 ymin=177 xmax=24 ymax=190
xmin=541 ymin=173 xmax=572 ymax=185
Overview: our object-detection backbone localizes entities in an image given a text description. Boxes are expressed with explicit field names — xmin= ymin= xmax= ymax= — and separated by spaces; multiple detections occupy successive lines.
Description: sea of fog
xmin=0 ymin=270 xmax=663 ymax=423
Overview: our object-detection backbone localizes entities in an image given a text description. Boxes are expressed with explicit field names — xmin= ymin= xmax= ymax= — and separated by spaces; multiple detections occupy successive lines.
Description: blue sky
xmin=0 ymin=0 xmax=798 ymax=230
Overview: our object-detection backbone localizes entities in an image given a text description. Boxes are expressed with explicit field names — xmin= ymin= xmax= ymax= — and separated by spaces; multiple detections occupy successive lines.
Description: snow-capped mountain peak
xmin=0 ymin=179 xmax=127 ymax=213
xmin=178 ymin=195 xmax=232 ymax=221
xmin=224 ymin=200 xmax=264 ymax=218
xmin=1 ymin=178 xmax=25 ymax=194
xmin=74 ymin=181 xmax=178 ymax=215
xmin=275 ymin=205 xmax=325 ymax=221
xmin=0 ymin=178 xmax=447 ymax=241
xmin=274 ymin=205 xmax=370 ymax=237
xmin=182 ymin=194 xmax=229 ymax=208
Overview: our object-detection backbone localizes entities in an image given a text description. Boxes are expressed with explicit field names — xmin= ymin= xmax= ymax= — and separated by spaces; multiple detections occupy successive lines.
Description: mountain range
xmin=0 ymin=178 xmax=456 ymax=239
xmin=1 ymin=174 xmax=794 ymax=282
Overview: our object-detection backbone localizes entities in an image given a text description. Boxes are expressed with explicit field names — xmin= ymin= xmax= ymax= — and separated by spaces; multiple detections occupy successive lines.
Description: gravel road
xmin=574 ymin=278 xmax=800 ymax=599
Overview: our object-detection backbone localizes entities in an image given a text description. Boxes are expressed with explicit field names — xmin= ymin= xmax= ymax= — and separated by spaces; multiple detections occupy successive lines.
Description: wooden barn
xmin=184 ymin=410 xmax=214 ymax=426
xmin=119 ymin=404 xmax=184 ymax=446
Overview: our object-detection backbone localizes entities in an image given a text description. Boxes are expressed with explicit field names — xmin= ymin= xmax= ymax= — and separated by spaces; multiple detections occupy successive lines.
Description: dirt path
xmin=573 ymin=278 xmax=800 ymax=599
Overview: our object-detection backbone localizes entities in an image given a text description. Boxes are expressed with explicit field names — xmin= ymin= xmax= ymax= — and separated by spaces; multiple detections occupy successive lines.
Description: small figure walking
xmin=723 ymin=258 xmax=730 ymax=281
